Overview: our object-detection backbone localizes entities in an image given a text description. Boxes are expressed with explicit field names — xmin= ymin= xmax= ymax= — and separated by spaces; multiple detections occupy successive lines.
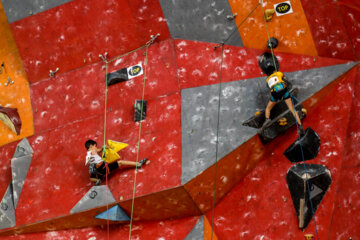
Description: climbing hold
xmin=0 ymin=62 xmax=4 ymax=74
xmin=102 ymin=140 xmax=129 ymax=163
xmin=304 ymin=234 xmax=314 ymax=240
xmin=226 ymin=13 xmax=238 ymax=20
xmin=286 ymin=164 xmax=332 ymax=230
xmin=106 ymin=63 xmax=144 ymax=86
xmin=134 ymin=100 xmax=147 ymax=122
xmin=278 ymin=117 xmax=287 ymax=126
xmin=243 ymin=89 xmax=305 ymax=143
xmin=0 ymin=106 xmax=22 ymax=135
xmin=49 ymin=68 xmax=59 ymax=77
xmin=283 ymin=127 xmax=320 ymax=163
xmin=98 ymin=52 xmax=108 ymax=63
xmin=95 ymin=205 xmax=130 ymax=221
xmin=264 ymin=9 xmax=275 ymax=21
xmin=70 ymin=186 xmax=116 ymax=214
xmin=267 ymin=37 xmax=279 ymax=49
xmin=258 ymin=52 xmax=280 ymax=76
xmin=254 ymin=111 xmax=262 ymax=116
xmin=0 ymin=184 xmax=16 ymax=229
xmin=4 ymin=77 xmax=14 ymax=86
xmin=302 ymin=108 xmax=307 ymax=117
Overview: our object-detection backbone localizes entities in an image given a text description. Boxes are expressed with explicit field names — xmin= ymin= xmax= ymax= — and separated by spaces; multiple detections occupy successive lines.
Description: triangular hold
xmin=185 ymin=216 xmax=204 ymax=240
xmin=70 ymin=186 xmax=116 ymax=214
xmin=286 ymin=164 xmax=332 ymax=230
xmin=243 ymin=88 xmax=299 ymax=129
xmin=0 ymin=184 xmax=16 ymax=229
xmin=12 ymin=138 xmax=33 ymax=159
xmin=0 ymin=106 xmax=22 ymax=135
xmin=94 ymin=205 xmax=130 ymax=221
xmin=284 ymin=127 xmax=321 ymax=163
xmin=181 ymin=62 xmax=356 ymax=184
xmin=204 ymin=215 xmax=218 ymax=240
xmin=103 ymin=140 xmax=129 ymax=163
xmin=11 ymin=155 xmax=33 ymax=208
xmin=255 ymin=89 xmax=306 ymax=144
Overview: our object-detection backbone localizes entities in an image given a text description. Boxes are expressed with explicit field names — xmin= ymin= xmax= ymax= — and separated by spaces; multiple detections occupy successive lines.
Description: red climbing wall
xmin=0 ymin=0 xmax=360 ymax=239
xmin=11 ymin=0 xmax=170 ymax=84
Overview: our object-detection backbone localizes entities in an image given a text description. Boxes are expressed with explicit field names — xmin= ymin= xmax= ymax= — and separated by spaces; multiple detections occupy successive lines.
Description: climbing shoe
xmin=95 ymin=178 xmax=101 ymax=186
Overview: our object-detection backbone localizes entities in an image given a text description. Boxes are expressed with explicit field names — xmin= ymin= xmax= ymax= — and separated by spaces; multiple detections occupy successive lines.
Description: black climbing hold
xmin=245 ymin=89 xmax=306 ymax=144
xmin=134 ymin=100 xmax=147 ymax=122
xmin=243 ymin=89 xmax=298 ymax=129
xmin=106 ymin=68 xmax=129 ymax=86
xmin=107 ymin=64 xmax=144 ymax=86
xmin=258 ymin=52 xmax=280 ymax=76
xmin=267 ymin=37 xmax=279 ymax=49
xmin=283 ymin=127 xmax=320 ymax=163
xmin=286 ymin=164 xmax=332 ymax=230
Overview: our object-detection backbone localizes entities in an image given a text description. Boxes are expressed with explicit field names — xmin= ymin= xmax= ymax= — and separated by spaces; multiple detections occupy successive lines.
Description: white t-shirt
xmin=85 ymin=151 xmax=103 ymax=165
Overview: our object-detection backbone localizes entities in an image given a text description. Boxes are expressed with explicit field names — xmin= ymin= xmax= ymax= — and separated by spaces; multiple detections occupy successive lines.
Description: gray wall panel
xmin=1 ymin=0 xmax=73 ymax=23
xmin=159 ymin=0 xmax=243 ymax=46
xmin=181 ymin=62 xmax=356 ymax=184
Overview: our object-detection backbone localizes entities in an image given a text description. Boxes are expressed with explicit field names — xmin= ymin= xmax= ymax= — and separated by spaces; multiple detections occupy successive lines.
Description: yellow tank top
xmin=266 ymin=72 xmax=285 ymax=89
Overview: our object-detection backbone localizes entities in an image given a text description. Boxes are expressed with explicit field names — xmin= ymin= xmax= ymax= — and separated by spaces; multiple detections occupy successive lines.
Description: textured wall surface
xmin=0 ymin=0 xmax=73 ymax=23
xmin=0 ymin=4 xmax=34 ymax=146
xmin=0 ymin=0 xmax=359 ymax=239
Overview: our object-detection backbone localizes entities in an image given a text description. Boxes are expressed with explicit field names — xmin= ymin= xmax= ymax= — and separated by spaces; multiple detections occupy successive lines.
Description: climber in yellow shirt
xmin=259 ymin=71 xmax=305 ymax=135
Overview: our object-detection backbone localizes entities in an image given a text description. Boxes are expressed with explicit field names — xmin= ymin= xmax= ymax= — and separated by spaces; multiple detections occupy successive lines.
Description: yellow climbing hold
xmin=278 ymin=117 xmax=287 ymax=126
xmin=102 ymin=140 xmax=129 ymax=163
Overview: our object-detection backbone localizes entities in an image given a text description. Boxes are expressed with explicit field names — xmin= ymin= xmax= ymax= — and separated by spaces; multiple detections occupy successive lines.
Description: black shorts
xmin=90 ymin=161 xmax=119 ymax=178
xmin=270 ymin=83 xmax=290 ymax=102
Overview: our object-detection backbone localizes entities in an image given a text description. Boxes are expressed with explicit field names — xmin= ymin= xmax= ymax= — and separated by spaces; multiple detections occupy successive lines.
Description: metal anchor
xmin=99 ymin=52 xmax=108 ymax=63
xmin=49 ymin=67 xmax=59 ymax=77
xmin=4 ymin=77 xmax=14 ymax=86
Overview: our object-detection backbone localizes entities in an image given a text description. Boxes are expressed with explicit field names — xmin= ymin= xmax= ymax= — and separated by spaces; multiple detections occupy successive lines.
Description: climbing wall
xmin=0 ymin=0 xmax=359 ymax=239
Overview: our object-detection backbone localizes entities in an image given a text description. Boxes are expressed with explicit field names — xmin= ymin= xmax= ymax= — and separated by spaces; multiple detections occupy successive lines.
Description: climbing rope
xmin=102 ymin=57 xmax=111 ymax=240
xmin=210 ymin=44 xmax=224 ymax=240
xmin=128 ymin=43 xmax=150 ymax=240
xmin=210 ymin=4 xmax=261 ymax=239
xmin=260 ymin=0 xmax=278 ymax=73
xmin=99 ymin=35 xmax=158 ymax=239
xmin=290 ymin=95 xmax=320 ymax=239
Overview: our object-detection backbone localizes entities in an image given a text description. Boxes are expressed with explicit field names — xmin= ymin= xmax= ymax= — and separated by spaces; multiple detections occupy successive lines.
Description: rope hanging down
xmin=128 ymin=42 xmax=150 ymax=240
xmin=259 ymin=0 xmax=319 ymax=237
xmin=210 ymin=4 xmax=261 ymax=240
xmin=99 ymin=34 xmax=159 ymax=240
xmin=290 ymin=95 xmax=320 ymax=239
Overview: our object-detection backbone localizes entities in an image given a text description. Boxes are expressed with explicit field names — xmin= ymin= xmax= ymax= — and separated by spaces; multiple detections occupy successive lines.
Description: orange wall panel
xmin=228 ymin=0 xmax=318 ymax=56
xmin=0 ymin=3 xmax=34 ymax=146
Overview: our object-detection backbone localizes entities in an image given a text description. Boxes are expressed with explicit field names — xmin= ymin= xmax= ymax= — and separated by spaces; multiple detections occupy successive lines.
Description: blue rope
xmin=290 ymin=94 xmax=319 ymax=239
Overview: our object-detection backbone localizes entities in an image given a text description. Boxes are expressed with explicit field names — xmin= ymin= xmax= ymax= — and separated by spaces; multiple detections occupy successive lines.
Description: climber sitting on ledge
xmin=84 ymin=139 xmax=148 ymax=185
xmin=259 ymin=70 xmax=305 ymax=136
